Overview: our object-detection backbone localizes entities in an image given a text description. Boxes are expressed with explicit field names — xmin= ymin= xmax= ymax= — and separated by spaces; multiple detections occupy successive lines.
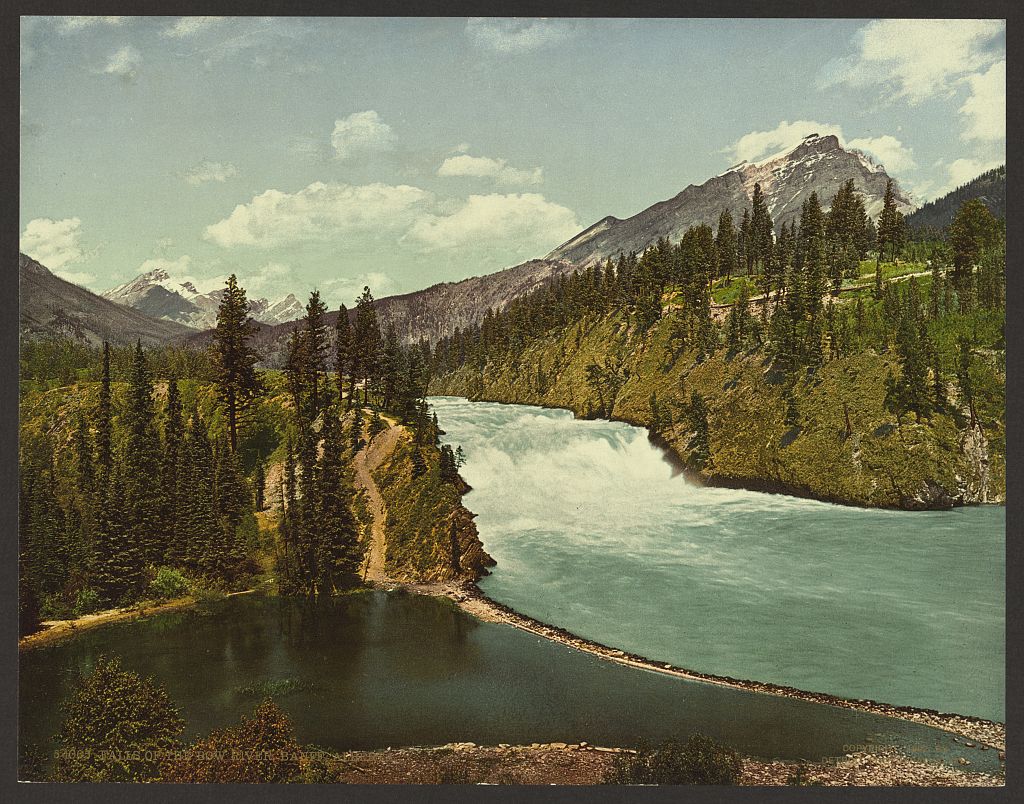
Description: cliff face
xmin=430 ymin=312 xmax=1004 ymax=511
xmin=372 ymin=434 xmax=494 ymax=583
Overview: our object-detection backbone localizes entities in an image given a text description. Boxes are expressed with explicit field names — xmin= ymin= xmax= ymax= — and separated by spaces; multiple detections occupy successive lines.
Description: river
xmin=430 ymin=396 xmax=1005 ymax=722
xmin=19 ymin=592 xmax=1001 ymax=776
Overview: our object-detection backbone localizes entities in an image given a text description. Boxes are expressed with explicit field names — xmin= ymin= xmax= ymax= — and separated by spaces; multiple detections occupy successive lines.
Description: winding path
xmin=353 ymin=418 xmax=405 ymax=583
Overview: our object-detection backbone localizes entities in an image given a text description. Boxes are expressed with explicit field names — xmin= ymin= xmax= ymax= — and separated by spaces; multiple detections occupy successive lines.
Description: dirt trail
xmin=353 ymin=419 xmax=405 ymax=583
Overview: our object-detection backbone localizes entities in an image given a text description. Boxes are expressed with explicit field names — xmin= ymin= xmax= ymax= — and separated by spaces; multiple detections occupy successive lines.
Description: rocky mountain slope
xmin=546 ymin=134 xmax=915 ymax=266
xmin=19 ymin=253 xmax=192 ymax=347
xmin=906 ymin=165 xmax=1005 ymax=232
xmin=103 ymin=267 xmax=303 ymax=329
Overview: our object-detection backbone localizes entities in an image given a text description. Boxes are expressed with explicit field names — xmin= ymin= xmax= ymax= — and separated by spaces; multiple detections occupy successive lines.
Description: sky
xmin=20 ymin=16 xmax=1006 ymax=307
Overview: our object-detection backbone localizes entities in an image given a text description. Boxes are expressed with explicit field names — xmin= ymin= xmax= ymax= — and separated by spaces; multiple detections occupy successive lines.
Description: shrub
xmin=148 ymin=567 xmax=190 ymax=601
xmin=605 ymin=735 xmax=742 ymax=785
xmin=161 ymin=698 xmax=303 ymax=783
xmin=52 ymin=655 xmax=185 ymax=782
xmin=73 ymin=587 xmax=101 ymax=616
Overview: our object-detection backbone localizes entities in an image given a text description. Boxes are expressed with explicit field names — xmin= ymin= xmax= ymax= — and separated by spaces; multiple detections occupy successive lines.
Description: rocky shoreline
xmin=308 ymin=742 xmax=1003 ymax=786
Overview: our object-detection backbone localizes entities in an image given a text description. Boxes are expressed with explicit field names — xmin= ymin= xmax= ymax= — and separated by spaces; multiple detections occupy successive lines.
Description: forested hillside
xmin=430 ymin=184 xmax=1005 ymax=510
xmin=18 ymin=277 xmax=485 ymax=636
xmin=906 ymin=166 xmax=1005 ymax=234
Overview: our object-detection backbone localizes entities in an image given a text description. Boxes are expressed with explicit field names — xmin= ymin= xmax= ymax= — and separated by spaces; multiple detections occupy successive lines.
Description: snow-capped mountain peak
xmin=102 ymin=270 xmax=303 ymax=330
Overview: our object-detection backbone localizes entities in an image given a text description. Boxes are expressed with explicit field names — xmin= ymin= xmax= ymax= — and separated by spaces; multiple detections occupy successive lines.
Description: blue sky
xmin=20 ymin=16 xmax=1006 ymax=306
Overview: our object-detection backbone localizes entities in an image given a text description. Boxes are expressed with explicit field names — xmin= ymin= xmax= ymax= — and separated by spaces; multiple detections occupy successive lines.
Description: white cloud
xmin=466 ymin=18 xmax=575 ymax=53
xmin=929 ymin=157 xmax=1005 ymax=200
xmin=182 ymin=160 xmax=238 ymax=186
xmin=245 ymin=262 xmax=293 ymax=294
xmin=322 ymin=272 xmax=397 ymax=308
xmin=438 ymin=154 xmax=543 ymax=186
xmin=407 ymin=193 xmax=580 ymax=253
xmin=331 ymin=111 xmax=396 ymax=160
xmin=204 ymin=181 xmax=431 ymax=248
xmin=822 ymin=19 xmax=1004 ymax=103
xmin=20 ymin=217 xmax=93 ymax=280
xmin=162 ymin=16 xmax=227 ymax=38
xmin=727 ymin=120 xmax=844 ymax=163
xmin=846 ymin=135 xmax=917 ymax=173
xmin=960 ymin=59 xmax=1005 ymax=142
xmin=103 ymin=45 xmax=142 ymax=80
xmin=57 ymin=16 xmax=126 ymax=34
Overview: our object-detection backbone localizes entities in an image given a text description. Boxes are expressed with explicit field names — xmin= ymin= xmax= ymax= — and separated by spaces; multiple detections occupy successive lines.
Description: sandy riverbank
xmin=17 ymin=589 xmax=256 ymax=652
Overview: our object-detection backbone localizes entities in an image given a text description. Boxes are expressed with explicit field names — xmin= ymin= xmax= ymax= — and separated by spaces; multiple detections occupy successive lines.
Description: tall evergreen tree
xmin=122 ymin=341 xmax=164 ymax=565
xmin=302 ymin=290 xmax=330 ymax=420
xmin=715 ymin=208 xmax=737 ymax=281
xmin=352 ymin=286 xmax=382 ymax=405
xmin=94 ymin=341 xmax=113 ymax=484
xmin=212 ymin=275 xmax=264 ymax=452
xmin=335 ymin=304 xmax=353 ymax=408
xmin=311 ymin=408 xmax=361 ymax=594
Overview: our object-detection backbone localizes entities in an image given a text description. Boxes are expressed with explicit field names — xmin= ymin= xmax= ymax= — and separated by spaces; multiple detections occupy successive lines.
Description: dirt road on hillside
xmin=353 ymin=421 xmax=405 ymax=583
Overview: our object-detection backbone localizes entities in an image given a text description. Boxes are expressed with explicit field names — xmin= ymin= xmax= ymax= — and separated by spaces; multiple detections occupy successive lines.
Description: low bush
xmin=148 ymin=567 xmax=191 ymax=601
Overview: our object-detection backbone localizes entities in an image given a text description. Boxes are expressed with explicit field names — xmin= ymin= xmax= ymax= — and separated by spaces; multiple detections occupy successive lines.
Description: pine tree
xmin=312 ymin=408 xmax=361 ymax=594
xmin=160 ymin=378 xmax=186 ymax=565
xmin=749 ymin=183 xmax=775 ymax=291
xmin=92 ymin=469 xmax=146 ymax=605
xmin=94 ymin=341 xmax=113 ymax=485
xmin=353 ymin=286 xmax=382 ymax=406
xmin=876 ymin=179 xmax=900 ymax=268
xmin=715 ymin=209 xmax=737 ymax=281
xmin=212 ymin=275 xmax=264 ymax=453
xmin=335 ymin=304 xmax=353 ymax=408
xmin=122 ymin=342 xmax=164 ymax=565
xmin=180 ymin=412 xmax=220 ymax=577
xmin=303 ymin=290 xmax=330 ymax=420
xmin=949 ymin=199 xmax=999 ymax=312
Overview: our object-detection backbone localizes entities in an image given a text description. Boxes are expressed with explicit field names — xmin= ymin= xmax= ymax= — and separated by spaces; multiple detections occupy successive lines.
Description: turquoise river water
xmin=431 ymin=396 xmax=1005 ymax=722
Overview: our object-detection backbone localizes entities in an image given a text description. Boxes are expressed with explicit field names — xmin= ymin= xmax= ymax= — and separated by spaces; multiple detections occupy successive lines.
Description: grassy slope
xmin=430 ymin=309 xmax=1004 ymax=510
xmin=371 ymin=431 xmax=494 ymax=583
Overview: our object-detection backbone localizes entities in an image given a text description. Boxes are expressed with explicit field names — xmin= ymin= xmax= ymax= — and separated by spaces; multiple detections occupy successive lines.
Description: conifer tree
xmin=94 ymin=341 xmax=113 ymax=484
xmin=715 ymin=208 xmax=737 ymax=281
xmin=123 ymin=341 xmax=164 ymax=565
xmin=212 ymin=275 xmax=264 ymax=453
xmin=160 ymin=378 xmax=185 ymax=565
xmin=335 ymin=304 xmax=353 ymax=408
xmin=180 ymin=412 xmax=220 ymax=576
xmin=876 ymin=179 xmax=900 ymax=267
xmin=302 ymin=290 xmax=330 ymax=420
xmin=312 ymin=408 xmax=361 ymax=594
xmin=353 ymin=286 xmax=382 ymax=405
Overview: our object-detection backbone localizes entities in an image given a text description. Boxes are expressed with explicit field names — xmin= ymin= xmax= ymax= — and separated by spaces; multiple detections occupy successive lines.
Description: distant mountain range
xmin=906 ymin=165 xmax=1005 ymax=232
xmin=102 ymin=267 xmax=304 ymax=330
xmin=19 ymin=253 xmax=192 ymax=347
xmin=27 ymin=134 xmax=996 ymax=359
xmin=185 ymin=258 xmax=580 ymax=366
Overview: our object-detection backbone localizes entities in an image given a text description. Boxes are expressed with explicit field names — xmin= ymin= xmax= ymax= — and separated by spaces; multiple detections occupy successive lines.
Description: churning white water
xmin=431 ymin=397 xmax=1006 ymax=721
